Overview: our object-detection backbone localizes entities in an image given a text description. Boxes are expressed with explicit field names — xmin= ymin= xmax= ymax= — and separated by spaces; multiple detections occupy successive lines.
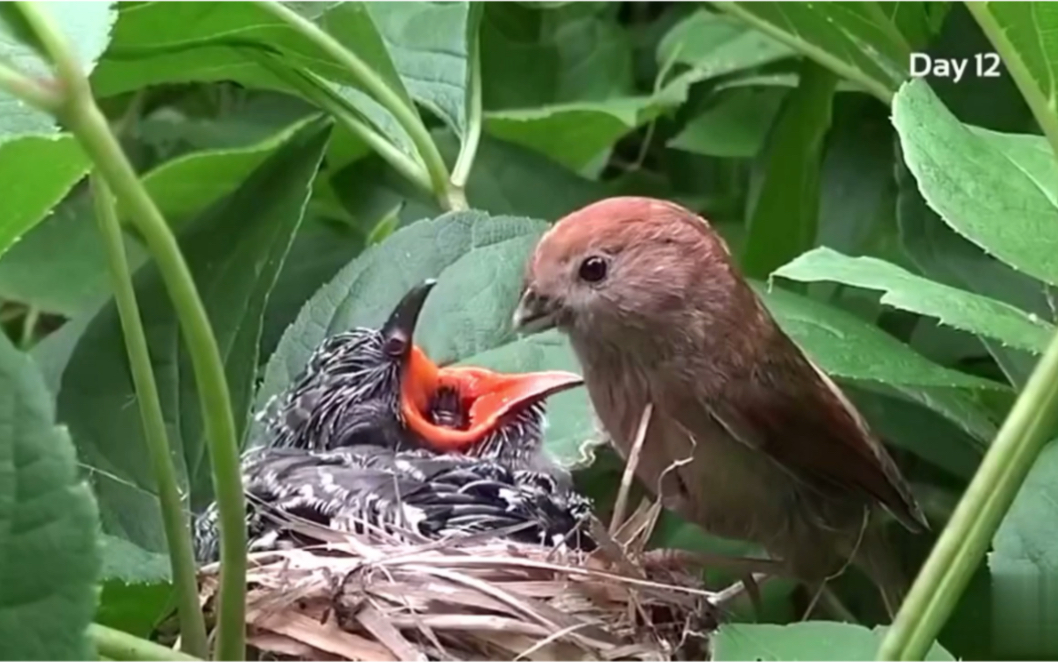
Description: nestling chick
xmin=512 ymin=196 xmax=928 ymax=615
xmin=193 ymin=281 xmax=593 ymax=563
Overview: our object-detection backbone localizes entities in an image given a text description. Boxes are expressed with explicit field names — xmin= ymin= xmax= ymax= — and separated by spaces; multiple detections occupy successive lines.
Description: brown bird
xmin=511 ymin=196 xmax=928 ymax=615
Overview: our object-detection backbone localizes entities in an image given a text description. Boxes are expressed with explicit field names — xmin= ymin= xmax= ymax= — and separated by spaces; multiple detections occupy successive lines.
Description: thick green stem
xmin=9 ymin=3 xmax=248 ymax=658
xmin=451 ymin=18 xmax=482 ymax=191
xmin=255 ymin=1 xmax=463 ymax=210
xmin=877 ymin=330 xmax=1058 ymax=660
xmin=90 ymin=176 xmax=209 ymax=659
xmin=89 ymin=624 xmax=201 ymax=662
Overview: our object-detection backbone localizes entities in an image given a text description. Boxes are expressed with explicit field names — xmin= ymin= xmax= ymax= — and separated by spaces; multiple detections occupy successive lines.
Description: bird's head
xmin=261 ymin=279 xmax=583 ymax=466
xmin=512 ymin=197 xmax=750 ymax=351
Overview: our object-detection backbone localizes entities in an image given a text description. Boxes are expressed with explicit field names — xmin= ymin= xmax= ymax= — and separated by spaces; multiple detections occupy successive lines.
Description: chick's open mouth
xmin=398 ymin=346 xmax=583 ymax=451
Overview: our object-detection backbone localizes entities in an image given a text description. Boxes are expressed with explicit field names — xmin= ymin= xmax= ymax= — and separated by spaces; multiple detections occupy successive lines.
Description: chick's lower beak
xmin=512 ymin=286 xmax=558 ymax=335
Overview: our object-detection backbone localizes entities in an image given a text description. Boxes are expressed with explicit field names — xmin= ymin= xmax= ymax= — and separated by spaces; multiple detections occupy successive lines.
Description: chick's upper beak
xmin=381 ymin=279 xmax=436 ymax=357
xmin=512 ymin=286 xmax=558 ymax=335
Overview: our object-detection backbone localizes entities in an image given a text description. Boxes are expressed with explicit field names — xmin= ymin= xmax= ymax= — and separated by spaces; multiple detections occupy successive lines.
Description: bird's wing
xmin=664 ymin=343 xmax=927 ymax=533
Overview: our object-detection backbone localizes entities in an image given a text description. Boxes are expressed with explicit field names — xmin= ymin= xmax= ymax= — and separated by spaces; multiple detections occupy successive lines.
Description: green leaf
xmin=989 ymin=438 xmax=1058 ymax=660
xmin=893 ymin=78 xmax=1058 ymax=287
xmin=0 ymin=134 xmax=90 ymax=258
xmin=0 ymin=332 xmax=99 ymax=660
xmin=134 ymin=114 xmax=322 ymax=229
xmin=742 ymin=61 xmax=836 ymax=279
xmin=668 ymin=87 xmax=785 ymax=159
xmin=484 ymin=95 xmax=675 ymax=171
xmin=713 ymin=622 xmax=954 ymax=660
xmin=0 ymin=193 xmax=147 ymax=316
xmin=656 ymin=8 xmax=794 ymax=82
xmin=713 ymin=1 xmax=910 ymax=102
xmin=58 ymin=118 xmax=331 ymax=552
xmin=0 ymin=1 xmax=117 ymax=135
xmin=774 ymin=247 xmax=1056 ymax=354
xmin=967 ymin=2 xmax=1058 ymax=153
xmin=258 ymin=210 xmax=598 ymax=468
xmin=757 ymin=283 xmax=1003 ymax=392
xmin=364 ymin=2 xmax=476 ymax=140
xmin=878 ymin=2 xmax=951 ymax=49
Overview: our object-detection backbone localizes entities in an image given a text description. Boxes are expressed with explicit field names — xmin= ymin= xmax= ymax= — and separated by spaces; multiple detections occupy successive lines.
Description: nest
xmin=197 ymin=500 xmax=729 ymax=661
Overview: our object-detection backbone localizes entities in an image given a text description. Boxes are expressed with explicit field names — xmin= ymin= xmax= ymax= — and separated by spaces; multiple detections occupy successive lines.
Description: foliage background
xmin=2 ymin=1 xmax=1057 ymax=660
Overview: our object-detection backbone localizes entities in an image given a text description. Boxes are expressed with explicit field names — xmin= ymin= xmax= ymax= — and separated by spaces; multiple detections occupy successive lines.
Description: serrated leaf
xmin=0 ymin=333 xmax=99 ymax=660
xmin=667 ymin=87 xmax=785 ymax=159
xmin=774 ymin=247 xmax=1055 ymax=354
xmin=0 ymin=134 xmax=90 ymax=258
xmin=657 ymin=9 xmax=793 ymax=82
xmin=0 ymin=1 xmax=117 ymax=136
xmin=758 ymin=283 xmax=1003 ymax=392
xmin=713 ymin=2 xmax=910 ymax=102
xmin=893 ymin=78 xmax=1058 ymax=287
xmin=58 ymin=119 xmax=331 ymax=552
xmin=485 ymin=95 xmax=676 ymax=171
xmin=258 ymin=210 xmax=597 ymax=468
xmin=968 ymin=2 xmax=1058 ymax=151
xmin=713 ymin=622 xmax=954 ymax=660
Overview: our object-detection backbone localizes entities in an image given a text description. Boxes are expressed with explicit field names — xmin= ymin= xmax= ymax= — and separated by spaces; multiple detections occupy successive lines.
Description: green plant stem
xmin=9 ymin=3 xmax=247 ymax=659
xmin=877 ymin=330 xmax=1058 ymax=660
xmin=89 ymin=624 xmax=201 ymax=662
xmin=451 ymin=8 xmax=482 ymax=191
xmin=91 ymin=175 xmax=209 ymax=659
xmin=0 ymin=59 xmax=62 ymax=112
xmin=256 ymin=0 xmax=464 ymax=210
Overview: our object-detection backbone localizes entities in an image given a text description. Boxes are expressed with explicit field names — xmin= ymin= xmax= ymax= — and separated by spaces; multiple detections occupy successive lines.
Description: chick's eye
xmin=578 ymin=256 xmax=608 ymax=283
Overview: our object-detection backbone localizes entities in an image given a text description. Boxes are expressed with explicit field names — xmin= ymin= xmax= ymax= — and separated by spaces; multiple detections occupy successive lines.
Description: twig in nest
xmin=611 ymin=402 xmax=653 ymax=535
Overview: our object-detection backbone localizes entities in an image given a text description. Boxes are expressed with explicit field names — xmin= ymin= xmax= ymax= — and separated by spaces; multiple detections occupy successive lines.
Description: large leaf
xmin=774 ymin=247 xmax=1056 ymax=354
xmin=57 ymin=118 xmax=331 ymax=552
xmin=989 ymin=438 xmax=1058 ymax=659
xmin=893 ymin=78 xmax=1058 ymax=287
xmin=741 ymin=60 xmax=836 ymax=279
xmin=0 ymin=134 xmax=90 ymax=258
xmin=657 ymin=8 xmax=793 ymax=83
xmin=713 ymin=2 xmax=910 ymax=102
xmin=258 ymin=210 xmax=598 ymax=468
xmin=713 ymin=622 xmax=954 ymax=660
xmin=0 ymin=333 xmax=99 ymax=660
xmin=759 ymin=283 xmax=1002 ymax=392
xmin=967 ymin=3 xmax=1058 ymax=150
xmin=0 ymin=1 xmax=117 ymax=135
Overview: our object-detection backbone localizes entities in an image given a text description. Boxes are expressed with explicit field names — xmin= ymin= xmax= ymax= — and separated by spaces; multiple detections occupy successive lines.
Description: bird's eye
xmin=578 ymin=256 xmax=608 ymax=283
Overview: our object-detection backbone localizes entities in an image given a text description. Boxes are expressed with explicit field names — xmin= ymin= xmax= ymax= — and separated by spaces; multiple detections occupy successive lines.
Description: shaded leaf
xmin=0 ymin=134 xmax=90 ymax=258
xmin=757 ymin=282 xmax=1003 ymax=391
xmin=774 ymin=247 xmax=1055 ymax=354
xmin=58 ymin=119 xmax=330 ymax=551
xmin=0 ymin=332 xmax=99 ymax=660
xmin=713 ymin=1 xmax=910 ymax=101
xmin=893 ymin=78 xmax=1058 ymax=287
xmin=657 ymin=9 xmax=793 ymax=83
xmin=667 ymin=87 xmax=785 ymax=159
xmin=713 ymin=621 xmax=954 ymax=660
xmin=742 ymin=61 xmax=836 ymax=278
xmin=989 ymin=438 xmax=1058 ymax=660
xmin=258 ymin=210 xmax=598 ymax=468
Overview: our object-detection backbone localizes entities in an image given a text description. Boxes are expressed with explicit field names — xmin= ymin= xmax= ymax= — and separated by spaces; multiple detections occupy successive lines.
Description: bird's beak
xmin=381 ymin=279 xmax=436 ymax=357
xmin=512 ymin=286 xmax=558 ymax=335
xmin=402 ymin=362 xmax=583 ymax=452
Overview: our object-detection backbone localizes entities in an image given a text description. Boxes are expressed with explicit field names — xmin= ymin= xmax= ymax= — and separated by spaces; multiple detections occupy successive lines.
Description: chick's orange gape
xmin=400 ymin=344 xmax=583 ymax=451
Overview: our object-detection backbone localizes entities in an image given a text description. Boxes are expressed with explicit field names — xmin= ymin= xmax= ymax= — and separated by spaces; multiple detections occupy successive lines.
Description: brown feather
xmin=515 ymin=196 xmax=928 ymax=612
